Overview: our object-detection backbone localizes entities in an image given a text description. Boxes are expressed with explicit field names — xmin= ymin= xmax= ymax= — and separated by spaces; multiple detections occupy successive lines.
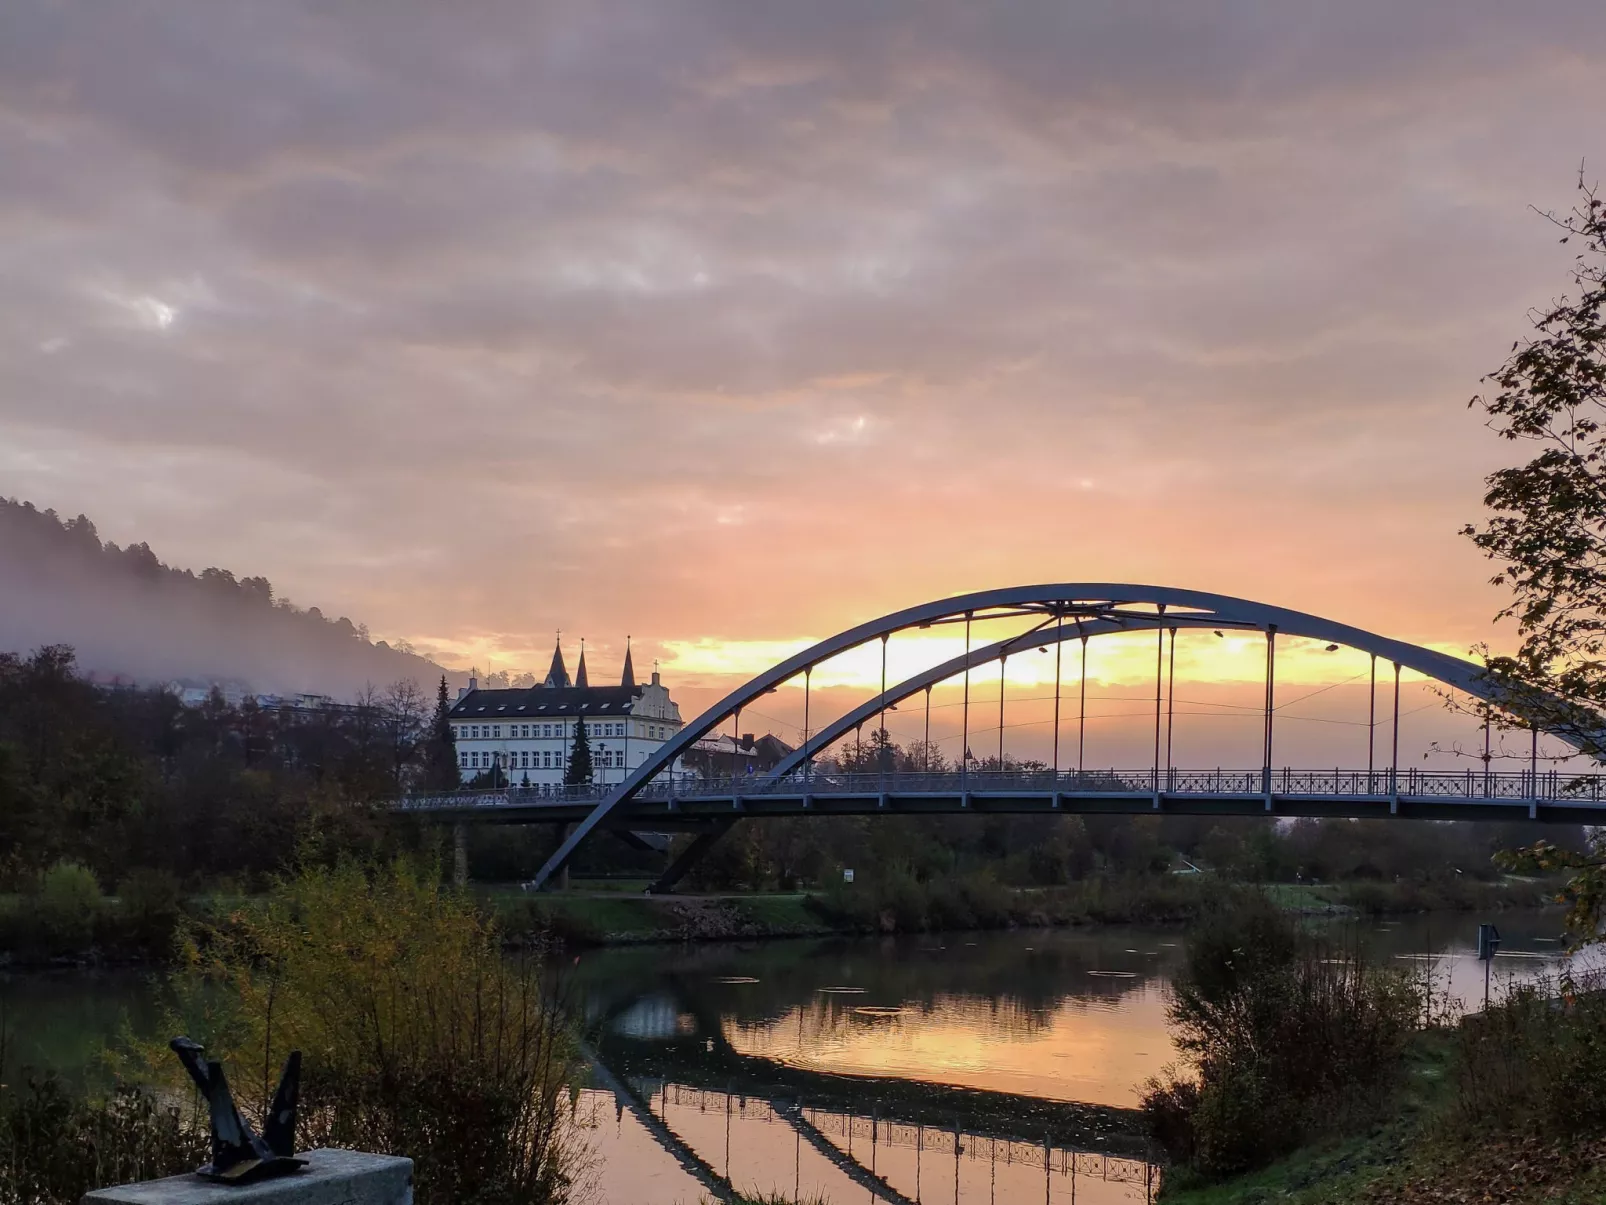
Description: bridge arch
xmin=532 ymin=583 xmax=1579 ymax=889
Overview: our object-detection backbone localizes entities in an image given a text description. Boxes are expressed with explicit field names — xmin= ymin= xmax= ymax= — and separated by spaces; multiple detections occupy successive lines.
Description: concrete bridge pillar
xmin=452 ymin=821 xmax=468 ymax=888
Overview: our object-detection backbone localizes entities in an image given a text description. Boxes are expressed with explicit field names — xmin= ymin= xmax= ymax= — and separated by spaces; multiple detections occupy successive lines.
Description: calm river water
xmin=0 ymin=912 xmax=1588 ymax=1205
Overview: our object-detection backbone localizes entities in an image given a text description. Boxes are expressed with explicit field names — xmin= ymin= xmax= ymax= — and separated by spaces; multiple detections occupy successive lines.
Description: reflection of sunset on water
xmin=727 ymin=981 xmax=1177 ymax=1108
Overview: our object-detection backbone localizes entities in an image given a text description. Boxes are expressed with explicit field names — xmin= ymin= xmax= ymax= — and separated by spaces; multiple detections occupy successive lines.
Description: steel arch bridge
xmin=396 ymin=584 xmax=1603 ymax=892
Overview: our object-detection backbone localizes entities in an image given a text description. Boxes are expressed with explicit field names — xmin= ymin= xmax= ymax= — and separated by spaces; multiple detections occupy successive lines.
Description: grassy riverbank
xmin=491 ymin=871 xmax=1558 ymax=947
xmin=1148 ymin=893 xmax=1606 ymax=1205
xmin=1162 ymin=1031 xmax=1606 ymax=1204
xmin=1 ymin=871 xmax=1562 ymax=964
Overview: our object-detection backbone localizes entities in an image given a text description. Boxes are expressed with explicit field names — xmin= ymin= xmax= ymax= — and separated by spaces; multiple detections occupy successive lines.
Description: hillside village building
xmin=449 ymin=640 xmax=683 ymax=790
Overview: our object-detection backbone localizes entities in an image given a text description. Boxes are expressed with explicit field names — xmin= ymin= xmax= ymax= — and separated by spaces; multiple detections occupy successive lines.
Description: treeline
xmin=674 ymin=729 xmax=1588 ymax=894
xmin=0 ymin=497 xmax=461 ymax=697
xmin=0 ymin=645 xmax=457 ymax=894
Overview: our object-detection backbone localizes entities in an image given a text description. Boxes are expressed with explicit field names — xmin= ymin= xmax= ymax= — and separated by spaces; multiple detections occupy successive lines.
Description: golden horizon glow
xmin=411 ymin=627 xmax=1474 ymax=692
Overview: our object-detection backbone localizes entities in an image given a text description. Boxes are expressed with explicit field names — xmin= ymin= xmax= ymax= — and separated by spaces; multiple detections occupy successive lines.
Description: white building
xmin=448 ymin=639 xmax=683 ymax=790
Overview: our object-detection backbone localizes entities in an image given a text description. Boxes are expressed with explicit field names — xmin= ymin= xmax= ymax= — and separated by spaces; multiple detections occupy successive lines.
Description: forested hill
xmin=0 ymin=496 xmax=462 ymax=697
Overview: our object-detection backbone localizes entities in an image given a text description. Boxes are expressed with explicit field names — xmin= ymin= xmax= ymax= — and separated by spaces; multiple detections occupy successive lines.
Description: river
xmin=0 ymin=912 xmax=1588 ymax=1205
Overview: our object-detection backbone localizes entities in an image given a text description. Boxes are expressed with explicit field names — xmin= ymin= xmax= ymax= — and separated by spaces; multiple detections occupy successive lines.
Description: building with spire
xmin=448 ymin=638 xmax=683 ymax=789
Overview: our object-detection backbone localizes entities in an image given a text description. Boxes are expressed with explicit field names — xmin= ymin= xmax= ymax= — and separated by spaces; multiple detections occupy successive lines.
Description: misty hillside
xmin=0 ymin=496 xmax=462 ymax=698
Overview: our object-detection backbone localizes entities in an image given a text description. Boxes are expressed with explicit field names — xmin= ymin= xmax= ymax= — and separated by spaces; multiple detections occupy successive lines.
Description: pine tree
xmin=565 ymin=718 xmax=594 ymax=787
xmin=423 ymin=676 xmax=460 ymax=790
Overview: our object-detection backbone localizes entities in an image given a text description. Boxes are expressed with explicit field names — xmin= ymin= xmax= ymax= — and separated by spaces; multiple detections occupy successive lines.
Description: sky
xmin=2 ymin=1 xmax=1604 ymax=762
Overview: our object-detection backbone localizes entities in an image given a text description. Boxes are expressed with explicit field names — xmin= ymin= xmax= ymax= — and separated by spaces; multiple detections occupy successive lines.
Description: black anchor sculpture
xmin=170 ymin=1037 xmax=307 ymax=1184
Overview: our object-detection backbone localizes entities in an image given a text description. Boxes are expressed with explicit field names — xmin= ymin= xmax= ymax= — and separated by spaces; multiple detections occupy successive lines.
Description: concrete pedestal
xmin=83 ymin=1149 xmax=413 ymax=1205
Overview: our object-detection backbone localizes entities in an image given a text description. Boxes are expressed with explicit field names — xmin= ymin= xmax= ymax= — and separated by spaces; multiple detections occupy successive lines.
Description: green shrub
xmin=1449 ymin=970 xmax=1606 ymax=1138
xmin=32 ymin=862 xmax=103 ymax=950
xmin=141 ymin=856 xmax=588 ymax=1205
xmin=1141 ymin=896 xmax=1423 ymax=1179
xmin=116 ymin=869 xmax=184 ymax=952
xmin=0 ymin=1075 xmax=206 ymax=1205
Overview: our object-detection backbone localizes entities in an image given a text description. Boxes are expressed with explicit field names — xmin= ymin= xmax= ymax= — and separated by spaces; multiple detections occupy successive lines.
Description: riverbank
xmin=492 ymin=873 xmax=1559 ymax=948
xmin=0 ymin=873 xmax=1562 ymax=965
xmin=1162 ymin=1033 xmax=1606 ymax=1204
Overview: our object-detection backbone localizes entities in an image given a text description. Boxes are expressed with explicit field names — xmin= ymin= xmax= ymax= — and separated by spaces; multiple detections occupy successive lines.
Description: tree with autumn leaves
xmin=1465 ymin=170 xmax=1606 ymax=938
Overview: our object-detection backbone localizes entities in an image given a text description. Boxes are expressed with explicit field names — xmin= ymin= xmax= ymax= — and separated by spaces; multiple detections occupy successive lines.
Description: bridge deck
xmin=396 ymin=767 xmax=1606 ymax=825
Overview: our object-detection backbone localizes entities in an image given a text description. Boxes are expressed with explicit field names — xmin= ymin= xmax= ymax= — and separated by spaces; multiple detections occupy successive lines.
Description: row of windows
xmin=457 ymin=721 xmax=673 ymax=741
xmin=460 ymin=749 xmax=630 ymax=771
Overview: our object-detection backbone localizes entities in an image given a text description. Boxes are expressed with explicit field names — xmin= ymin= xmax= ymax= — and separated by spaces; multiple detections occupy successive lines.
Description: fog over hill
xmin=0 ymin=496 xmax=462 ymax=698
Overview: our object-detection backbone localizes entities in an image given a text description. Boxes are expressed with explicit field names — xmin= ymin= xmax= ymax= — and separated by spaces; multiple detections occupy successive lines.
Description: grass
xmin=1263 ymin=883 xmax=1337 ymax=911
xmin=490 ymin=891 xmax=829 ymax=945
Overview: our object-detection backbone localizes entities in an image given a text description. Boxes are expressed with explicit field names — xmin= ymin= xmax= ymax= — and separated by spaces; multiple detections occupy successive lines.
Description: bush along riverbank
xmin=0 ymin=862 xmax=189 ymax=967
xmin=0 ymin=855 xmax=589 ymax=1205
xmin=2 ymin=867 xmax=1562 ymax=964
xmin=1146 ymin=897 xmax=1606 ymax=1204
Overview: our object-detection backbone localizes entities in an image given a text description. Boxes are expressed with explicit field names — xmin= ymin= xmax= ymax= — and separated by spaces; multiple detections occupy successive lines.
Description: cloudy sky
xmin=3 ymin=1 xmax=1604 ymax=731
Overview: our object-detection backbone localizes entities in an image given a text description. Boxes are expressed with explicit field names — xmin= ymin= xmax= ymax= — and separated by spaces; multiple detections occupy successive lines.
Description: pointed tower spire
xmin=543 ymin=632 xmax=569 ymax=688
xmin=621 ymin=636 xmax=636 ymax=690
xmin=575 ymin=638 xmax=589 ymax=689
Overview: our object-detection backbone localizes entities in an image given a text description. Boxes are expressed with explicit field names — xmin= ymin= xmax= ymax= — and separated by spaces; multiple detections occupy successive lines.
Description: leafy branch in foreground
xmin=1494 ymin=839 xmax=1606 ymax=944
xmin=1464 ymin=168 xmax=1606 ymax=750
xmin=1465 ymin=168 xmax=1606 ymax=942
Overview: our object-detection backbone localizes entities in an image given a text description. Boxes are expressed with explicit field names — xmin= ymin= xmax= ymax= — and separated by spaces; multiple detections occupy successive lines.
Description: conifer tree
xmin=423 ymin=675 xmax=460 ymax=790
xmin=564 ymin=718 xmax=594 ymax=787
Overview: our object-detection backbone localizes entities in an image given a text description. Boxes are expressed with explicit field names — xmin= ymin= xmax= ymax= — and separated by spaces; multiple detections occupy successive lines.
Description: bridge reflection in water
xmin=575 ymin=1078 xmax=1159 ymax=1205
xmin=577 ymin=957 xmax=1161 ymax=1204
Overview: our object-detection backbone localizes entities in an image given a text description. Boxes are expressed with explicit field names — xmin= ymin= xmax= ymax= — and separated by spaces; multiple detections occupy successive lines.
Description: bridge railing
xmin=395 ymin=766 xmax=1605 ymax=810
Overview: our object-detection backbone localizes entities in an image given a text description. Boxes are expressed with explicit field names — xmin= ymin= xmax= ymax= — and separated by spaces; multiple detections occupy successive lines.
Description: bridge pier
xmin=649 ymin=820 xmax=737 ymax=894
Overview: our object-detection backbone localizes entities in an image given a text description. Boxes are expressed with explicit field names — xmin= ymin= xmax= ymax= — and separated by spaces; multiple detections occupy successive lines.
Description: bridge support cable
xmin=962 ymin=611 xmax=972 ymax=790
xmin=1052 ymin=613 xmax=1063 ymax=775
xmin=1152 ymin=608 xmax=1166 ymax=796
xmin=1078 ymin=632 xmax=1089 ymax=775
xmin=578 ymin=1040 xmax=735 ymax=1202
xmin=998 ymin=652 xmax=1007 ymax=768
xmin=1390 ymin=661 xmax=1402 ymax=806
xmin=781 ymin=1106 xmax=919 ymax=1205
xmin=755 ymin=616 xmax=1149 ymax=787
xmin=924 ymin=685 xmax=933 ymax=770
xmin=1531 ymin=724 xmax=1540 ymax=800
xmin=648 ymin=820 xmax=738 ymax=894
xmin=521 ymin=584 xmax=1588 ymax=891
xmin=1262 ymin=625 xmax=1278 ymax=801
xmin=1368 ymin=653 xmax=1378 ymax=790
xmin=1483 ymin=710 xmax=1493 ymax=797
xmin=803 ymin=667 xmax=812 ymax=787
xmin=1165 ymin=626 xmax=1178 ymax=791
